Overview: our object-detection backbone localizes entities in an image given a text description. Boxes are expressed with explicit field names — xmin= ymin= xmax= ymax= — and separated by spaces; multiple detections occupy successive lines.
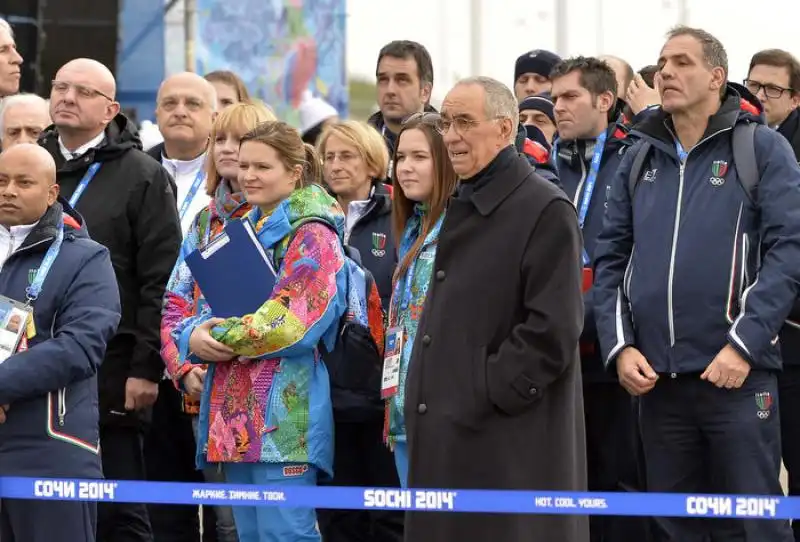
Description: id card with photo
xmin=0 ymin=295 xmax=32 ymax=364
xmin=381 ymin=327 xmax=404 ymax=399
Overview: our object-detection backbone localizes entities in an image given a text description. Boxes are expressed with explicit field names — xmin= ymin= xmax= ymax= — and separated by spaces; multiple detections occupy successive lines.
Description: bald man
xmin=38 ymin=58 xmax=181 ymax=542
xmin=599 ymin=55 xmax=634 ymax=101
xmin=149 ymin=72 xmax=215 ymax=233
xmin=0 ymin=18 xmax=23 ymax=97
xmin=0 ymin=144 xmax=120 ymax=542
xmin=144 ymin=72 xmax=227 ymax=541
xmin=0 ymin=93 xmax=51 ymax=149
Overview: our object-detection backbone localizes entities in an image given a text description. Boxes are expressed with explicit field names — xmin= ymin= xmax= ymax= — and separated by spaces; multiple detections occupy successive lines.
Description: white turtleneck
xmin=0 ymin=221 xmax=39 ymax=271
xmin=161 ymin=151 xmax=211 ymax=236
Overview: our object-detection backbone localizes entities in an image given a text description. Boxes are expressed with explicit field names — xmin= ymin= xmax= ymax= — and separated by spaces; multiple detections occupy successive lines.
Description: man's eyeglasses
xmin=434 ymin=115 xmax=505 ymax=135
xmin=743 ymin=79 xmax=794 ymax=100
xmin=51 ymin=80 xmax=114 ymax=102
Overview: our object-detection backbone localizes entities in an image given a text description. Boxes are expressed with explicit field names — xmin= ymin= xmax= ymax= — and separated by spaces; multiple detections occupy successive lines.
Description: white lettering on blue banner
xmin=190 ymin=488 xmax=286 ymax=502
xmin=534 ymin=496 xmax=608 ymax=510
xmin=686 ymin=496 xmax=779 ymax=518
xmin=34 ymin=480 xmax=117 ymax=501
xmin=363 ymin=489 xmax=458 ymax=511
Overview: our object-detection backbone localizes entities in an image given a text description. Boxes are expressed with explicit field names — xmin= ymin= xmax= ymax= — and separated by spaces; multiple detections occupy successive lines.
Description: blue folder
xmin=185 ymin=218 xmax=277 ymax=318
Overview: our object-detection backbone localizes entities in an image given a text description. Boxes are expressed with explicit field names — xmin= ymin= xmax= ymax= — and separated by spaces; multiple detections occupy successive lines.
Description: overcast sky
xmin=346 ymin=0 xmax=800 ymax=102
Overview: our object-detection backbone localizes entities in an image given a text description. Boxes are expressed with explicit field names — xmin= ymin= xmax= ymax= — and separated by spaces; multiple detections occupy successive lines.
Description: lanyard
xmin=25 ymin=218 xmax=64 ymax=303
xmin=68 ymin=163 xmax=102 ymax=208
xmin=577 ymin=132 xmax=607 ymax=265
xmin=179 ymin=170 xmax=205 ymax=221
xmin=390 ymin=215 xmax=443 ymax=324
xmin=675 ymin=140 xmax=688 ymax=163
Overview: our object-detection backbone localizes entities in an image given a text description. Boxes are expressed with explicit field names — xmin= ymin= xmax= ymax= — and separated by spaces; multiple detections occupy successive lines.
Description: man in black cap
xmin=514 ymin=49 xmax=562 ymax=101
xmin=519 ymin=93 xmax=556 ymax=148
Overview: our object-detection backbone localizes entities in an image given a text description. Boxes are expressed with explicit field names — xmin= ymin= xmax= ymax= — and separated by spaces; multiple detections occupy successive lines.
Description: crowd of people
xmin=2 ymin=13 xmax=800 ymax=542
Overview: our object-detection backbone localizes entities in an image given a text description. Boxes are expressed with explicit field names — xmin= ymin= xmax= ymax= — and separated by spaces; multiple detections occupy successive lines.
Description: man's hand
xmin=701 ymin=344 xmax=751 ymax=389
xmin=626 ymin=74 xmax=661 ymax=115
xmin=0 ymin=404 xmax=10 ymax=424
xmin=617 ymin=346 xmax=659 ymax=396
xmin=125 ymin=377 xmax=159 ymax=411
xmin=189 ymin=318 xmax=235 ymax=362
xmin=182 ymin=367 xmax=207 ymax=398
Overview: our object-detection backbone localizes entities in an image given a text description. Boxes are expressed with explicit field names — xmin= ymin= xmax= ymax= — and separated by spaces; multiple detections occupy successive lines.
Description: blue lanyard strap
xmin=577 ymin=132 xmax=607 ymax=266
xmin=68 ymin=163 xmax=102 ymax=208
xmin=675 ymin=140 xmax=688 ymax=163
xmin=392 ymin=216 xmax=444 ymax=319
xmin=179 ymin=170 xmax=205 ymax=221
xmin=25 ymin=218 xmax=64 ymax=303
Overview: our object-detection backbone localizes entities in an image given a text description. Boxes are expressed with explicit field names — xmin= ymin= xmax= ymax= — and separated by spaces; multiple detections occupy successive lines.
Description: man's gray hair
xmin=0 ymin=93 xmax=50 ymax=133
xmin=667 ymin=26 xmax=728 ymax=81
xmin=456 ymin=76 xmax=519 ymax=144
xmin=0 ymin=17 xmax=13 ymax=38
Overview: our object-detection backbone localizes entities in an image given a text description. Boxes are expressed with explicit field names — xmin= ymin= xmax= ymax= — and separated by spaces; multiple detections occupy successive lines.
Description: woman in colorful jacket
xmin=386 ymin=112 xmax=458 ymax=486
xmin=161 ymin=100 xmax=275 ymax=541
xmin=170 ymin=120 xmax=347 ymax=542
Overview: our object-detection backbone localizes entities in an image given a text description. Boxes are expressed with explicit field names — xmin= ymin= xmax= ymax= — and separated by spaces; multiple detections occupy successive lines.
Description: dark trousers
xmin=97 ymin=425 xmax=154 ymax=542
xmin=317 ymin=417 xmax=404 ymax=542
xmin=144 ymin=380 xmax=218 ymax=542
xmin=584 ymin=382 xmax=651 ymax=542
xmin=1 ymin=499 xmax=96 ymax=542
xmin=640 ymin=372 xmax=792 ymax=542
xmin=779 ymin=365 xmax=800 ymax=541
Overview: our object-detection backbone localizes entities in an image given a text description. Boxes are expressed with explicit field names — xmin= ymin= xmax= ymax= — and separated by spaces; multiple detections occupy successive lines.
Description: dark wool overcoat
xmin=403 ymin=147 xmax=590 ymax=542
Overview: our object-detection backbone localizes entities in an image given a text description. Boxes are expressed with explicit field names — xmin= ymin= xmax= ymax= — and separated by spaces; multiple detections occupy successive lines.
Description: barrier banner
xmin=1 ymin=477 xmax=797 ymax=519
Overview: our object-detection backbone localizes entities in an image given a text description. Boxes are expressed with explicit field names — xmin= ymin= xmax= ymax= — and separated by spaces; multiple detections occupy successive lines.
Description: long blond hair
xmin=205 ymin=100 xmax=275 ymax=195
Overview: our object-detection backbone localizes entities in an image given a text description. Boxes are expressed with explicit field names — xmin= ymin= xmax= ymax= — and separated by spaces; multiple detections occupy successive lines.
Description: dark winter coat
xmin=403 ymin=146 xmax=589 ymax=542
xmin=39 ymin=114 xmax=182 ymax=427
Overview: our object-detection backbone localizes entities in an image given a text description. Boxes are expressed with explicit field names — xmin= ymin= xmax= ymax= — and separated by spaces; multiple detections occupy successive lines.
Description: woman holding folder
xmin=384 ymin=112 xmax=458 ymax=486
xmin=161 ymin=100 xmax=275 ymax=541
xmin=167 ymin=120 xmax=348 ymax=542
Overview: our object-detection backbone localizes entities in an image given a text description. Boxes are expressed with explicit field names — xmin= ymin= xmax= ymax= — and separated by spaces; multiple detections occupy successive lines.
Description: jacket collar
xmin=457 ymin=146 xmax=534 ymax=217
xmin=15 ymin=201 xmax=75 ymax=253
xmin=777 ymin=108 xmax=800 ymax=162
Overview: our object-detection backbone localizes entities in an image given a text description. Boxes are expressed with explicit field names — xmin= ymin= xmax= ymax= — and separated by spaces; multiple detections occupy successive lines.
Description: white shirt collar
xmin=161 ymin=150 xmax=207 ymax=177
xmin=58 ymin=132 xmax=106 ymax=162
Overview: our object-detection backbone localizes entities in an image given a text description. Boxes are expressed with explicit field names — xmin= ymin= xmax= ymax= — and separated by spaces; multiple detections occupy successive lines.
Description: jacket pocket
xmin=486 ymin=352 xmax=543 ymax=417
xmin=623 ymin=244 xmax=636 ymax=306
xmin=46 ymin=388 xmax=100 ymax=454
xmin=725 ymin=210 xmax=747 ymax=325
xmin=446 ymin=346 xmax=489 ymax=430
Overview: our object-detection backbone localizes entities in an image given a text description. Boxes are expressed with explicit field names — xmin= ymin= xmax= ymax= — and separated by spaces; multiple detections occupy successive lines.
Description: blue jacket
xmin=557 ymin=123 xmax=633 ymax=379
xmin=594 ymin=85 xmax=800 ymax=374
xmin=0 ymin=200 xmax=121 ymax=477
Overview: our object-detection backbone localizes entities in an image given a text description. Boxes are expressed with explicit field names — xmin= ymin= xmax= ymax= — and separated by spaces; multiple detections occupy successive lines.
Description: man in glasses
xmin=38 ymin=58 xmax=181 ymax=542
xmin=748 ymin=48 xmax=800 ymax=542
xmin=403 ymin=76 xmax=588 ymax=542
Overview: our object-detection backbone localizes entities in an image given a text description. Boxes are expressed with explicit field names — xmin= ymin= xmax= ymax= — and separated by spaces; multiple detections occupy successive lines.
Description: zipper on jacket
xmin=572 ymin=158 xmax=588 ymax=208
xmin=345 ymin=198 xmax=378 ymax=245
xmin=57 ymin=388 xmax=66 ymax=426
xmin=665 ymin=127 xmax=733 ymax=347
xmin=5 ymin=230 xmax=14 ymax=263
xmin=2 ymin=236 xmax=54 ymax=271
xmin=667 ymin=161 xmax=686 ymax=346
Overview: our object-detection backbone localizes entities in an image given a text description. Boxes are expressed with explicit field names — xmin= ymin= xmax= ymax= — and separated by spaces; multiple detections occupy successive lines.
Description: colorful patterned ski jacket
xmin=385 ymin=205 xmax=444 ymax=445
xmin=161 ymin=180 xmax=250 ymax=413
xmin=168 ymin=184 xmax=347 ymax=476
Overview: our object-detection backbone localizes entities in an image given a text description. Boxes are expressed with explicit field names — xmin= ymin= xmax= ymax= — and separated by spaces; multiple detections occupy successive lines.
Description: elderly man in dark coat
xmin=402 ymin=76 xmax=589 ymax=542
